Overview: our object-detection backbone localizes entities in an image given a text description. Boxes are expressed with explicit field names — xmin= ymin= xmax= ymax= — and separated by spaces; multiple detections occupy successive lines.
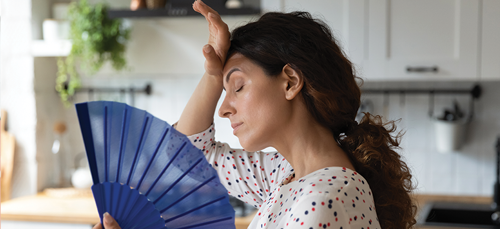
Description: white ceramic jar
xmin=434 ymin=119 xmax=467 ymax=153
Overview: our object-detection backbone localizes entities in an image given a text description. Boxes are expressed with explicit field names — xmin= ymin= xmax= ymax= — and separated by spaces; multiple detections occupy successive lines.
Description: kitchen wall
xmin=1 ymin=0 xmax=39 ymax=198
xmin=56 ymin=70 xmax=500 ymax=197
xmin=360 ymin=81 xmax=500 ymax=196
xmin=1 ymin=0 xmax=267 ymax=199
xmin=48 ymin=19 xmax=500 ymax=197
xmin=31 ymin=15 xmax=265 ymax=195
xmin=2 ymin=0 xmax=500 ymax=199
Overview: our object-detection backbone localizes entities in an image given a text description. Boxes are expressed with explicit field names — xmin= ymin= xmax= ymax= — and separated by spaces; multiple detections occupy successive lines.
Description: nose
xmin=218 ymin=95 xmax=235 ymax=118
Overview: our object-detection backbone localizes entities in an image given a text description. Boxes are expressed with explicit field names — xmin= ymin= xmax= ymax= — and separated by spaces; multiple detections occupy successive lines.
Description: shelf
xmin=108 ymin=7 xmax=260 ymax=18
xmin=32 ymin=40 xmax=71 ymax=57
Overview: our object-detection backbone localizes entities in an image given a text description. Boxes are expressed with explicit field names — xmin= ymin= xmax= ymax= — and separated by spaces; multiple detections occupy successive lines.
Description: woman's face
xmin=219 ymin=53 xmax=291 ymax=152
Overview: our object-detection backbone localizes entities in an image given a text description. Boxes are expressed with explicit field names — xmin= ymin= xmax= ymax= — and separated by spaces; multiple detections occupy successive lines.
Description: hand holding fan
xmin=76 ymin=101 xmax=235 ymax=229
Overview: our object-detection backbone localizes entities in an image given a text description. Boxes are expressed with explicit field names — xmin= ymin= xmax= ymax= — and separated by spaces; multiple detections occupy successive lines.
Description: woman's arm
xmin=175 ymin=0 xmax=230 ymax=136
xmin=176 ymin=72 xmax=223 ymax=136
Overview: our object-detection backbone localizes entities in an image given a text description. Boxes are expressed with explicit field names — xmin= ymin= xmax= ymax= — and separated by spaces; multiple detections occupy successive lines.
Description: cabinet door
xmin=366 ymin=0 xmax=480 ymax=81
xmin=481 ymin=0 xmax=500 ymax=80
xmin=282 ymin=0 xmax=367 ymax=77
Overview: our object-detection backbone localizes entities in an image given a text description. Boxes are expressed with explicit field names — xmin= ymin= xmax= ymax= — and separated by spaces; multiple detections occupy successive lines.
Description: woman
xmin=95 ymin=0 xmax=416 ymax=228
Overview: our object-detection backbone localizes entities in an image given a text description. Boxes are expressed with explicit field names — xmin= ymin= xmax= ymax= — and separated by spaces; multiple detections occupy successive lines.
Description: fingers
xmin=194 ymin=0 xmax=229 ymax=38
xmin=92 ymin=223 xmax=102 ymax=229
xmin=194 ymin=0 xmax=231 ymax=75
xmin=207 ymin=12 xmax=229 ymax=38
xmin=193 ymin=0 xmax=219 ymax=18
xmin=103 ymin=212 xmax=121 ymax=229
xmin=207 ymin=13 xmax=230 ymax=60
xmin=203 ymin=44 xmax=223 ymax=76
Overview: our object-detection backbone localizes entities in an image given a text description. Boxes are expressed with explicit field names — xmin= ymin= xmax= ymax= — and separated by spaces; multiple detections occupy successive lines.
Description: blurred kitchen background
xmin=2 ymin=0 xmax=500 ymax=228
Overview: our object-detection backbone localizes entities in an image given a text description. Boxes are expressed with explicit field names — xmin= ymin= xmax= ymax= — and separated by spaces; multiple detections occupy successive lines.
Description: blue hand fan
xmin=75 ymin=101 xmax=235 ymax=229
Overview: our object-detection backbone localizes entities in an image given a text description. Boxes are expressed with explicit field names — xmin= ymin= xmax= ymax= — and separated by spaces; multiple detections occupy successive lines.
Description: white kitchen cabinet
xmin=481 ymin=0 xmax=500 ymax=80
xmin=282 ymin=0 xmax=481 ymax=81
xmin=282 ymin=0 xmax=367 ymax=78
xmin=365 ymin=0 xmax=480 ymax=81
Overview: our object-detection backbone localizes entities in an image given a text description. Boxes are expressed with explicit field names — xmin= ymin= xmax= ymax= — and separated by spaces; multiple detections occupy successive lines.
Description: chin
xmin=237 ymin=137 xmax=267 ymax=152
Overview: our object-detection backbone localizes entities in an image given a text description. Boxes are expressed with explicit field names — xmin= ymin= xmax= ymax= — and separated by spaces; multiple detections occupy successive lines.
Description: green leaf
xmin=57 ymin=0 xmax=131 ymax=106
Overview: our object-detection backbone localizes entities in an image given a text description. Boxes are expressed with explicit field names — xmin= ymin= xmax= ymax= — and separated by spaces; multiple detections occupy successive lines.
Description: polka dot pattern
xmin=187 ymin=123 xmax=381 ymax=229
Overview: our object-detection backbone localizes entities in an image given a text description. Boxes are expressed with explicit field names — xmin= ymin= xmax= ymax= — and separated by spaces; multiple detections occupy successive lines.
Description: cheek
xmin=241 ymin=87 xmax=282 ymax=125
xmin=236 ymin=87 xmax=288 ymax=150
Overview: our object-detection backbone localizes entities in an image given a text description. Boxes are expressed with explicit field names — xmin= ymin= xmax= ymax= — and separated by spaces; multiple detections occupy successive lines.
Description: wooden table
xmin=0 ymin=188 xmax=255 ymax=228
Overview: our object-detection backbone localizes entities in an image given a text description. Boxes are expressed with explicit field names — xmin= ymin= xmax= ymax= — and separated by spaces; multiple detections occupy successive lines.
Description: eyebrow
xmin=223 ymin=68 xmax=241 ymax=91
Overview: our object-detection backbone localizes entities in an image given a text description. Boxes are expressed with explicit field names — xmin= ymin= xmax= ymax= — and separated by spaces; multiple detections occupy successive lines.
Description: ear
xmin=281 ymin=64 xmax=304 ymax=100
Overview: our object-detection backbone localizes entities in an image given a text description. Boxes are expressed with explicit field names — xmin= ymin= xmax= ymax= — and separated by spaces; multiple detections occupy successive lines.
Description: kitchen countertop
xmin=413 ymin=194 xmax=492 ymax=229
xmin=1 ymin=189 xmax=98 ymax=225
xmin=0 ymin=188 xmax=255 ymax=228
xmin=0 ymin=190 xmax=492 ymax=228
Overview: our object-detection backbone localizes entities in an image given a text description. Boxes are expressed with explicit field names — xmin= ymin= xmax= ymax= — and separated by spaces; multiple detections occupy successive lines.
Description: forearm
xmin=176 ymin=72 xmax=223 ymax=136
xmin=178 ymin=0 xmax=229 ymax=136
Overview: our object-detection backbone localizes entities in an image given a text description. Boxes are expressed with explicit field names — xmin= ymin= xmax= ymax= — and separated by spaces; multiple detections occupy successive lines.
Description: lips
xmin=231 ymin=122 xmax=243 ymax=134
xmin=231 ymin=122 xmax=243 ymax=129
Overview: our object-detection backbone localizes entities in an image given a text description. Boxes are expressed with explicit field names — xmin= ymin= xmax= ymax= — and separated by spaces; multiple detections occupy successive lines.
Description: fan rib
xmin=75 ymin=103 xmax=100 ymax=184
xmin=136 ymin=127 xmax=170 ymax=191
xmin=177 ymin=216 xmax=234 ymax=229
xmin=116 ymin=108 xmax=128 ymax=183
xmin=163 ymin=196 xmax=227 ymax=224
xmin=104 ymin=106 xmax=109 ymax=182
xmin=126 ymin=116 xmax=150 ymax=185
xmin=153 ymin=158 xmax=203 ymax=205
xmin=144 ymin=142 xmax=187 ymax=196
xmin=159 ymin=175 xmax=217 ymax=213
xmin=117 ymin=186 xmax=141 ymax=224
xmin=119 ymin=190 xmax=151 ymax=229
xmin=114 ymin=184 xmax=131 ymax=220
xmin=112 ymin=183 xmax=122 ymax=220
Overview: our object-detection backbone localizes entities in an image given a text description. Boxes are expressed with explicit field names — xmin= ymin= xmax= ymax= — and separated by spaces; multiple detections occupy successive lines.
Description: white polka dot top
xmin=186 ymin=124 xmax=381 ymax=229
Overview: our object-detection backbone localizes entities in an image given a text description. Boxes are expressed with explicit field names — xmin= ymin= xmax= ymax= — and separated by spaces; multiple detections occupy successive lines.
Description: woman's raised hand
xmin=92 ymin=213 xmax=121 ymax=229
xmin=193 ymin=0 xmax=231 ymax=78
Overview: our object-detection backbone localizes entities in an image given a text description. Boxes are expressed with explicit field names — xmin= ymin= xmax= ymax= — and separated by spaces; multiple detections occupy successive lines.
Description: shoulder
xmin=284 ymin=168 xmax=380 ymax=228
xmin=298 ymin=167 xmax=376 ymax=210
xmin=297 ymin=167 xmax=370 ymax=194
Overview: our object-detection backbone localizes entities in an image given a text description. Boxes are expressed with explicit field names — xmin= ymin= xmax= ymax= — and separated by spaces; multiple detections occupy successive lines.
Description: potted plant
xmin=56 ymin=0 xmax=131 ymax=106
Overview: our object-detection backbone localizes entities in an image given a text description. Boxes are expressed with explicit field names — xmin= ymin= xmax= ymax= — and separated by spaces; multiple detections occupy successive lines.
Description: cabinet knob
xmin=406 ymin=66 xmax=438 ymax=73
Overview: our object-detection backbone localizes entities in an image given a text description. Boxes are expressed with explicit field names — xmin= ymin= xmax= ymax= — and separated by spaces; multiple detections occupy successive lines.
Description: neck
xmin=272 ymin=103 xmax=355 ymax=180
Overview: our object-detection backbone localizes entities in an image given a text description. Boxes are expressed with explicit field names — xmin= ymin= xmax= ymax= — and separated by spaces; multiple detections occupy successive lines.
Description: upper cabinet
xmin=481 ymin=0 xmax=500 ymax=80
xmin=366 ymin=0 xmax=480 ymax=81
xmin=282 ymin=0 xmax=483 ymax=81
xmin=282 ymin=0 xmax=367 ymax=79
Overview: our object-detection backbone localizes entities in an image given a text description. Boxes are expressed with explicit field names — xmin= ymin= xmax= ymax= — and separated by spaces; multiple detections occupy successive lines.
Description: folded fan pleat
xmin=77 ymin=101 xmax=235 ymax=229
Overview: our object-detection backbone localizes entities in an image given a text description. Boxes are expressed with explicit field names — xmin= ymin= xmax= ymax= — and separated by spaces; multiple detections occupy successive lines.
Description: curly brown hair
xmin=341 ymin=114 xmax=417 ymax=229
xmin=228 ymin=11 xmax=417 ymax=229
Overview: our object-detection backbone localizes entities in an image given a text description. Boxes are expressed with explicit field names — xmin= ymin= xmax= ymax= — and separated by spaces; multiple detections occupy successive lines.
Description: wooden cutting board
xmin=1 ymin=109 xmax=16 ymax=202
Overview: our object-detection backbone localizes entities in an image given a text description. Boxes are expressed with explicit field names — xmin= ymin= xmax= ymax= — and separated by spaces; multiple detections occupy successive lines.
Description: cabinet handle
xmin=406 ymin=66 xmax=438 ymax=73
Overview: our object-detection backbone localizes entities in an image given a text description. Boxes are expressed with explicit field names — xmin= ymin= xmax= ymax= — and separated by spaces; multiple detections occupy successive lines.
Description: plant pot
xmin=43 ymin=19 xmax=70 ymax=41
xmin=434 ymin=119 xmax=467 ymax=153
xmin=145 ymin=0 xmax=167 ymax=9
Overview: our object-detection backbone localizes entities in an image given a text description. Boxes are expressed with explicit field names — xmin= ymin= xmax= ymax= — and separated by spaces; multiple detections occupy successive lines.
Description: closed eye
xmin=236 ymin=85 xmax=244 ymax=92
